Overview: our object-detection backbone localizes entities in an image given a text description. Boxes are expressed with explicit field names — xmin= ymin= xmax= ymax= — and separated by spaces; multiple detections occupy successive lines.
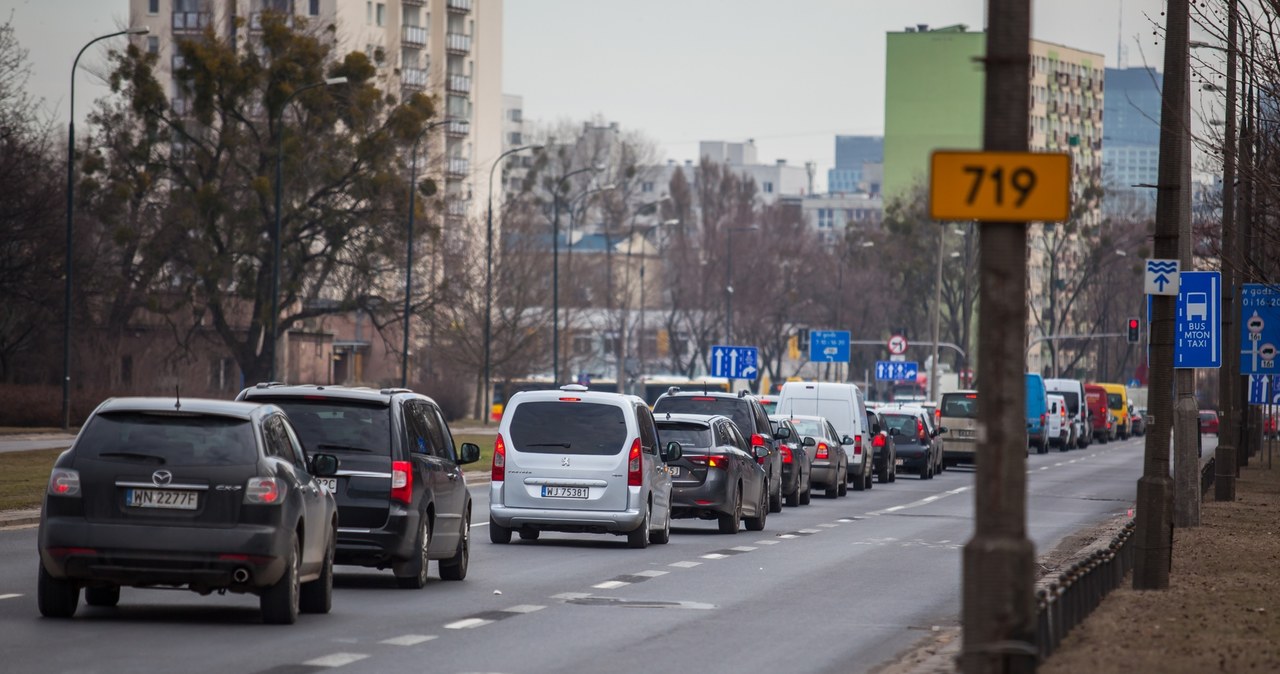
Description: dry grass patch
xmin=0 ymin=448 xmax=64 ymax=511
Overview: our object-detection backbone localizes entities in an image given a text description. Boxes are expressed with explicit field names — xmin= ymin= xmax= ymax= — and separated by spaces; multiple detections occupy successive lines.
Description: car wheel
xmin=768 ymin=474 xmax=783 ymax=513
xmin=261 ymin=534 xmax=300 ymax=625
xmin=84 ymin=585 xmax=120 ymax=608
xmin=518 ymin=528 xmax=541 ymax=541
xmin=489 ymin=517 xmax=512 ymax=544
xmin=300 ymin=530 xmax=334 ymax=614
xmin=718 ymin=487 xmax=742 ymax=534
xmin=394 ymin=517 xmax=431 ymax=589
xmin=439 ymin=511 xmax=470 ymax=581
xmin=839 ymin=472 xmax=850 ymax=496
xmin=650 ymin=506 xmax=671 ymax=545
xmin=851 ymin=468 xmax=864 ymax=492
xmin=745 ymin=482 xmax=768 ymax=531
xmin=865 ymin=466 xmax=874 ymax=490
xmin=628 ymin=502 xmax=651 ymax=548
xmin=38 ymin=563 xmax=79 ymax=618
xmin=800 ymin=481 xmax=812 ymax=505
xmin=785 ymin=484 xmax=799 ymax=507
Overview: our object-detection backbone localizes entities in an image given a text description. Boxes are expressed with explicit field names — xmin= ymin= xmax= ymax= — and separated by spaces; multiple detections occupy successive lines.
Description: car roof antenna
xmin=174 ymin=384 xmax=182 ymax=411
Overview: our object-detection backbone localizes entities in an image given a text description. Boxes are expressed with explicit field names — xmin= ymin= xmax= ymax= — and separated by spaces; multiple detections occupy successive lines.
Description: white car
xmin=1047 ymin=393 xmax=1069 ymax=450
xmin=488 ymin=384 xmax=680 ymax=548
xmin=1045 ymin=378 xmax=1090 ymax=449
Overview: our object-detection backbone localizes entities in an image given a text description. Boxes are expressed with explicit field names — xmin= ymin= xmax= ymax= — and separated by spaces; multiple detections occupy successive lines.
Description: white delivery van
xmin=1044 ymin=378 xmax=1089 ymax=449
xmin=775 ymin=382 xmax=872 ymax=491
xmin=1047 ymin=393 xmax=1068 ymax=450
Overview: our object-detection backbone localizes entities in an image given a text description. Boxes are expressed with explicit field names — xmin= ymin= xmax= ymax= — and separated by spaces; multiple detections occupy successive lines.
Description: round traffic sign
xmin=888 ymin=334 xmax=909 ymax=355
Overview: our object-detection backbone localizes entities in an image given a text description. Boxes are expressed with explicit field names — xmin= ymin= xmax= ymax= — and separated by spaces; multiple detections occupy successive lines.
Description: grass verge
xmin=0 ymin=448 xmax=64 ymax=511
xmin=455 ymin=433 xmax=495 ymax=474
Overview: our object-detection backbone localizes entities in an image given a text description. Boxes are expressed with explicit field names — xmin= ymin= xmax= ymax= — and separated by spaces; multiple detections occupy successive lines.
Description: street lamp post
xmin=62 ymin=26 xmax=149 ymax=431
xmin=632 ymin=219 xmax=680 ymax=383
xmin=483 ymin=144 xmax=541 ymax=423
xmin=270 ymin=76 xmax=347 ymax=383
xmin=551 ymin=166 xmax=602 ymax=384
xmin=724 ymin=225 xmax=759 ymax=344
xmin=401 ymin=117 xmax=460 ymax=388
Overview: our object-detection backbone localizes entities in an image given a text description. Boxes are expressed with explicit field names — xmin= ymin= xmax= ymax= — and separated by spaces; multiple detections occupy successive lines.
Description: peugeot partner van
xmin=1045 ymin=378 xmax=1089 ymax=449
xmin=775 ymin=382 xmax=871 ymax=491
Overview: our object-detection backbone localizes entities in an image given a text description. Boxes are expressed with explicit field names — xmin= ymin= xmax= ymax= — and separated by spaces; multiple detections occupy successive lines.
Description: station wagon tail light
xmin=47 ymin=468 xmax=81 ymax=497
xmin=245 ymin=477 xmax=284 ymax=504
xmin=628 ymin=439 xmax=643 ymax=486
xmin=815 ymin=442 xmax=830 ymax=460
xmin=391 ymin=460 xmax=413 ymax=505
xmin=492 ymin=434 xmax=506 ymax=482
xmin=780 ymin=446 xmax=793 ymax=464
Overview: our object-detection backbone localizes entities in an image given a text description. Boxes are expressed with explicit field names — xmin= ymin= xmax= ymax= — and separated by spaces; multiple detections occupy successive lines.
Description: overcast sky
xmin=7 ymin=0 xmax=1173 ymax=189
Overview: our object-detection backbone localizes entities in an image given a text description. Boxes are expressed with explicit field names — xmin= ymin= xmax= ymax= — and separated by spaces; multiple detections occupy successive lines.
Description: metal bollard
xmin=1049 ymin=581 xmax=1063 ymax=653
xmin=1036 ymin=589 xmax=1050 ymax=661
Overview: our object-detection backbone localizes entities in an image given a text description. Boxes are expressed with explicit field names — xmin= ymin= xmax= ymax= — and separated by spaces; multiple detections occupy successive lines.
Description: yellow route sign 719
xmin=929 ymin=150 xmax=1072 ymax=222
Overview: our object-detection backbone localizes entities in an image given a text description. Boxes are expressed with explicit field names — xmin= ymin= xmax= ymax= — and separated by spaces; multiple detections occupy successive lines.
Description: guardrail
xmin=1035 ymin=520 xmax=1135 ymax=660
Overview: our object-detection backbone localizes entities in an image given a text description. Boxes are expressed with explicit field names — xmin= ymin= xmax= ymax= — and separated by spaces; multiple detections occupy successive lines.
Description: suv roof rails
xmin=560 ymin=384 xmax=589 ymax=392
xmin=254 ymin=381 xmax=287 ymax=389
xmin=667 ymin=386 xmax=681 ymax=396
xmin=738 ymin=389 xmax=750 ymax=398
xmin=379 ymin=387 xmax=413 ymax=395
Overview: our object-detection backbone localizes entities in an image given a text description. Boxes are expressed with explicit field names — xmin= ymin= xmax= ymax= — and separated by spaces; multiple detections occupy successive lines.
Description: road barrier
xmin=1035 ymin=520 xmax=1136 ymax=660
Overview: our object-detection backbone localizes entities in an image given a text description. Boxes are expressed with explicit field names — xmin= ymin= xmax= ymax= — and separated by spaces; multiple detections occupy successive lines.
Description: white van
xmin=1044 ymin=378 xmax=1089 ymax=449
xmin=1047 ymin=393 xmax=1068 ymax=450
xmin=775 ymin=382 xmax=871 ymax=491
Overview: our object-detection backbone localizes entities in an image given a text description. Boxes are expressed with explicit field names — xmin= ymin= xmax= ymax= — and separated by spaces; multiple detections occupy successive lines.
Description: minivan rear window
xmin=79 ymin=412 xmax=258 ymax=466
xmin=656 ymin=422 xmax=713 ymax=450
xmin=941 ymin=393 xmax=977 ymax=419
xmin=267 ymin=400 xmax=392 ymax=455
xmin=654 ymin=397 xmax=751 ymax=432
xmin=510 ymin=401 xmax=628 ymax=455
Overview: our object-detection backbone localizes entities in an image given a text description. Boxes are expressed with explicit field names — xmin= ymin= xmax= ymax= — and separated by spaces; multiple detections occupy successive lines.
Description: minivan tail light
xmin=628 ymin=439 xmax=642 ymax=487
xmin=815 ymin=442 xmax=829 ymax=460
xmin=492 ymin=434 xmax=506 ymax=482
xmin=391 ymin=460 xmax=413 ymax=505
xmin=47 ymin=468 xmax=81 ymax=497
xmin=245 ymin=477 xmax=284 ymax=505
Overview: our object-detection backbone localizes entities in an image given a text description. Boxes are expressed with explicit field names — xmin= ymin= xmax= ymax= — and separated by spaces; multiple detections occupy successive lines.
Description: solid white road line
xmin=380 ymin=635 xmax=437 ymax=646
xmin=303 ymin=653 xmax=370 ymax=667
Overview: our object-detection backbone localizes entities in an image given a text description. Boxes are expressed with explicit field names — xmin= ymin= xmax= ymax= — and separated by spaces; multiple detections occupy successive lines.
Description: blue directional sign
xmin=808 ymin=330 xmax=851 ymax=362
xmin=1240 ymin=284 xmax=1280 ymax=375
xmin=1175 ymin=271 xmax=1221 ymax=369
xmin=709 ymin=344 xmax=759 ymax=380
xmin=1248 ymin=375 xmax=1271 ymax=405
xmin=875 ymin=360 xmax=919 ymax=382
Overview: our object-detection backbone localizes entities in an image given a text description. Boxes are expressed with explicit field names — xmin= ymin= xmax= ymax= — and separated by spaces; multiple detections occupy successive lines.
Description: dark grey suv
xmin=237 ymin=384 xmax=480 ymax=589
xmin=652 ymin=388 xmax=783 ymax=513
xmin=38 ymin=398 xmax=340 ymax=624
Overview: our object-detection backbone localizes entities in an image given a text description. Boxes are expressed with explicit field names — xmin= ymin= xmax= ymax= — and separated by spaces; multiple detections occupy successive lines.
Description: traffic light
xmin=1127 ymin=318 xmax=1140 ymax=344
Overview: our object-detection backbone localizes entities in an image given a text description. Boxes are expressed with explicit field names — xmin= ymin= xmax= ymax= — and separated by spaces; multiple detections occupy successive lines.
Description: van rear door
xmin=503 ymin=400 xmax=631 ymax=512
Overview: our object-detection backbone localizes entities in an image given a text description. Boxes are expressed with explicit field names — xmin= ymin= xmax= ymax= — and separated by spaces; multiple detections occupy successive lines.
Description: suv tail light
xmin=492 ymin=434 xmax=506 ymax=482
xmin=391 ymin=460 xmax=413 ymax=505
xmin=47 ymin=468 xmax=81 ymax=497
xmin=815 ymin=442 xmax=829 ymax=460
xmin=245 ymin=477 xmax=284 ymax=505
xmin=873 ymin=433 xmax=885 ymax=448
xmin=628 ymin=439 xmax=643 ymax=486
xmin=780 ymin=446 xmax=793 ymax=464
xmin=750 ymin=434 xmax=767 ymax=465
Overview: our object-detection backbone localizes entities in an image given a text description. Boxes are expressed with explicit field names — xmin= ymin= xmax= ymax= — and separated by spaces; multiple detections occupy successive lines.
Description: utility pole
xmin=960 ymin=1 xmax=1036 ymax=671
xmin=1215 ymin=0 xmax=1239 ymax=502
xmin=930 ymin=226 xmax=944 ymax=402
xmin=1134 ymin=0 xmax=1189 ymax=589
xmin=1239 ymin=31 xmax=1257 ymax=468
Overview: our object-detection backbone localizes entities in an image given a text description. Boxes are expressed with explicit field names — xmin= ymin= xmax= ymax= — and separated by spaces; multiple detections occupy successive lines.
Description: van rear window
xmin=510 ymin=401 xmax=628 ymax=455
xmin=1107 ymin=394 xmax=1123 ymax=408
xmin=79 ymin=412 xmax=258 ymax=466
xmin=940 ymin=394 xmax=977 ymax=419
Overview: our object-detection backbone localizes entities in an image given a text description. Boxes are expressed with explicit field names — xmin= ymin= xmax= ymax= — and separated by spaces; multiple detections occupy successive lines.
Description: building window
xmin=376 ymin=3 xmax=386 ymax=26
xmin=762 ymin=181 xmax=774 ymax=194
xmin=508 ymin=132 xmax=522 ymax=145
xmin=817 ymin=208 xmax=833 ymax=229
xmin=147 ymin=36 xmax=159 ymax=55
xmin=572 ymin=336 xmax=593 ymax=355
xmin=309 ymin=0 xmax=320 ymax=16
xmin=148 ymin=0 xmax=159 ymax=14
xmin=366 ymin=1 xmax=372 ymax=23
xmin=641 ymin=181 xmax=654 ymax=193
xmin=509 ymin=109 xmax=522 ymax=122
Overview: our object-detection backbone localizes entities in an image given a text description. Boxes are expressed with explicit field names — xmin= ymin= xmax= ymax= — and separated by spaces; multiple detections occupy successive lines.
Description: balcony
xmin=403 ymin=0 xmax=425 ymax=5
xmin=447 ymin=157 xmax=469 ymax=178
xmin=445 ymin=119 xmax=470 ymax=137
xmin=446 ymin=200 xmax=468 ymax=216
xmin=402 ymin=25 xmax=428 ymax=47
xmin=402 ymin=67 xmax=428 ymax=89
xmin=249 ymin=12 xmax=293 ymax=31
xmin=447 ymin=32 xmax=471 ymax=54
xmin=448 ymin=0 xmax=473 ymax=13
xmin=172 ymin=11 xmax=210 ymax=32
xmin=447 ymin=73 xmax=472 ymax=94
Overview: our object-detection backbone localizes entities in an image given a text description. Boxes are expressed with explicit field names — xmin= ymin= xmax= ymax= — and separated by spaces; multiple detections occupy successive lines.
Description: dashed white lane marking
xmin=593 ymin=580 xmax=629 ymax=589
xmin=882 ymin=505 xmax=906 ymax=513
xmin=837 ymin=518 xmax=857 ymax=522
xmin=445 ymin=618 xmax=494 ymax=630
xmin=669 ymin=560 xmax=702 ymax=568
xmin=634 ymin=570 xmax=668 ymax=578
xmin=0 ymin=594 xmax=22 ymax=600
xmin=1053 ymin=462 xmax=1065 ymax=467
xmin=798 ymin=528 xmax=822 ymax=534
xmin=729 ymin=545 xmax=757 ymax=552
xmin=473 ymin=521 xmax=489 ymax=528
xmin=304 ymin=653 xmax=370 ymax=667
xmin=778 ymin=534 xmax=798 ymax=539
xmin=701 ymin=553 xmax=728 ymax=560
xmin=503 ymin=604 xmax=545 ymax=614
xmin=818 ymin=523 xmax=839 ymax=528
xmin=380 ymin=635 xmax=437 ymax=646
xmin=754 ymin=539 xmax=781 ymax=545
xmin=551 ymin=592 xmax=593 ymax=600
xmin=1039 ymin=466 xmax=1051 ymax=471
xmin=868 ymin=485 xmax=972 ymax=517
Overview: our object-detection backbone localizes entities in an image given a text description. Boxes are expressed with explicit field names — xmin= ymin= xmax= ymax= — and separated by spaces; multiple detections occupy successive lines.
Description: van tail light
xmin=853 ymin=434 xmax=863 ymax=455
xmin=47 ymin=468 xmax=81 ymax=497
xmin=628 ymin=439 xmax=643 ymax=486
xmin=390 ymin=460 xmax=413 ymax=505
xmin=245 ymin=477 xmax=285 ymax=505
xmin=815 ymin=442 xmax=830 ymax=460
xmin=492 ymin=434 xmax=506 ymax=482
xmin=750 ymin=433 xmax=767 ymax=465
xmin=780 ymin=446 xmax=793 ymax=464
xmin=1040 ymin=413 xmax=1047 ymax=428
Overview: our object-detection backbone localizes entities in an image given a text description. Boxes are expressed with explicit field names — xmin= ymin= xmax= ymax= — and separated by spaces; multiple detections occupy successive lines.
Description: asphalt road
xmin=0 ymin=435 xmax=1161 ymax=674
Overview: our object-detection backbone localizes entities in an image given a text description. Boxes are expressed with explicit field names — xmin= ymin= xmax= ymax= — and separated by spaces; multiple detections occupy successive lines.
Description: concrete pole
xmin=930 ymin=226 xmax=943 ymax=402
xmin=1134 ymin=0 xmax=1189 ymax=590
xmin=1215 ymin=0 xmax=1239 ymax=502
xmin=960 ymin=1 xmax=1036 ymax=670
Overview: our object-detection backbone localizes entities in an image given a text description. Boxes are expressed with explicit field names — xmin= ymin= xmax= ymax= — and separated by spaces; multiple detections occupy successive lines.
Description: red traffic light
xmin=1127 ymin=318 xmax=1140 ymax=344
xmin=1128 ymin=319 xmax=1139 ymax=329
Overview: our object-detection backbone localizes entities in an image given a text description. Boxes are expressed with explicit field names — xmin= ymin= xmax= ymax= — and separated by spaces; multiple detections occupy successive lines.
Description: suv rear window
xmin=268 ymin=400 xmax=393 ymax=456
xmin=940 ymin=393 xmax=978 ymax=419
xmin=510 ymin=401 xmax=628 ymax=455
xmin=656 ymin=422 xmax=713 ymax=449
xmin=654 ymin=397 xmax=752 ymax=432
xmin=79 ymin=412 xmax=258 ymax=466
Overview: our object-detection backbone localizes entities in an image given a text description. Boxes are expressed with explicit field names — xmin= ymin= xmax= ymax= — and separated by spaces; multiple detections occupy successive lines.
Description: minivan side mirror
xmin=310 ymin=453 xmax=339 ymax=477
xmin=802 ymin=436 xmax=816 ymax=447
xmin=774 ymin=426 xmax=792 ymax=440
xmin=840 ymin=435 xmax=855 ymax=445
xmin=662 ymin=441 xmax=683 ymax=462
xmin=753 ymin=445 xmax=769 ymax=460
xmin=458 ymin=442 xmax=481 ymax=465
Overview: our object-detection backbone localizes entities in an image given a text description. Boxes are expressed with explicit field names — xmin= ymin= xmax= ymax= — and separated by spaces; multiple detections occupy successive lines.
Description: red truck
xmin=1085 ymin=384 xmax=1114 ymax=443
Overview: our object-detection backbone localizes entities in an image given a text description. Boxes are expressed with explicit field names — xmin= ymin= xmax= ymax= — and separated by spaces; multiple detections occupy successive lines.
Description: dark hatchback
xmin=867 ymin=408 xmax=897 ymax=483
xmin=237 ymin=384 xmax=480 ymax=589
xmin=652 ymin=389 xmax=784 ymax=513
xmin=769 ymin=415 xmax=811 ymax=506
xmin=38 ymin=398 xmax=340 ymax=624
xmin=879 ymin=409 xmax=937 ymax=479
xmin=655 ymin=413 xmax=769 ymax=534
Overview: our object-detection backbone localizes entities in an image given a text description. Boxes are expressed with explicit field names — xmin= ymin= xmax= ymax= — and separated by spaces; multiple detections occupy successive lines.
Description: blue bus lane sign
xmin=1175 ymin=271 xmax=1221 ymax=368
